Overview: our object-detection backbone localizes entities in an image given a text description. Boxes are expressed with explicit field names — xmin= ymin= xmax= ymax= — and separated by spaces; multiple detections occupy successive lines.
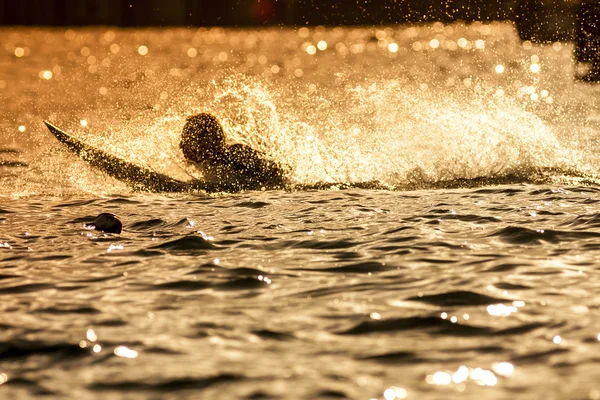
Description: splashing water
xmin=192 ymin=75 xmax=582 ymax=186
xmin=1 ymin=23 xmax=599 ymax=195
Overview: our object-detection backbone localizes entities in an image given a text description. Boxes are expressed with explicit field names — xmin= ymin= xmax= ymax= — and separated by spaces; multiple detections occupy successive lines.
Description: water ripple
xmin=151 ymin=235 xmax=220 ymax=251
xmin=359 ymin=350 xmax=426 ymax=364
xmin=88 ymin=374 xmax=245 ymax=392
xmin=340 ymin=316 xmax=493 ymax=336
xmin=491 ymin=226 xmax=600 ymax=245
xmin=0 ymin=283 xmax=54 ymax=294
xmin=299 ymin=261 xmax=396 ymax=274
xmin=0 ymin=340 xmax=88 ymax=360
xmin=406 ymin=291 xmax=511 ymax=306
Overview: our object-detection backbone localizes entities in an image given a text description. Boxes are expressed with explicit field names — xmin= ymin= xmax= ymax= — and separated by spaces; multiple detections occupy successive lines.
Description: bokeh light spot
xmin=39 ymin=70 xmax=53 ymax=80
xmin=553 ymin=335 xmax=562 ymax=345
xmin=384 ymin=387 xmax=408 ymax=400
xmin=114 ymin=345 xmax=139 ymax=359
xmin=487 ymin=304 xmax=517 ymax=317
xmin=187 ymin=47 xmax=198 ymax=58
xmin=493 ymin=362 xmax=515 ymax=376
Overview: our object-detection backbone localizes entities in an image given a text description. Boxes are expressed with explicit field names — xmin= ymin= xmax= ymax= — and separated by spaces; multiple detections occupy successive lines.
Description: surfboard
xmin=44 ymin=121 xmax=201 ymax=192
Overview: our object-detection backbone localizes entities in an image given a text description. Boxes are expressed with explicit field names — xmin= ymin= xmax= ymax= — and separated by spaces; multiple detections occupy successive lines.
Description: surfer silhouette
xmin=179 ymin=113 xmax=287 ymax=189
xmin=576 ymin=0 xmax=600 ymax=82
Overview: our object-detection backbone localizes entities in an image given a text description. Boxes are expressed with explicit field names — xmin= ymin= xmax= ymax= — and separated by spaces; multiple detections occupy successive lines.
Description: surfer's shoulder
xmin=226 ymin=143 xmax=261 ymax=161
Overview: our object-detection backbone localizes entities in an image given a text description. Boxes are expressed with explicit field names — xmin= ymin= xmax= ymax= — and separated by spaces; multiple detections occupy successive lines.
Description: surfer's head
xmin=180 ymin=113 xmax=227 ymax=164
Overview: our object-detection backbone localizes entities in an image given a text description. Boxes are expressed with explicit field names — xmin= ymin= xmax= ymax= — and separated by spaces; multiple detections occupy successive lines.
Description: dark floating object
xmin=575 ymin=0 xmax=600 ymax=82
xmin=85 ymin=213 xmax=122 ymax=234
xmin=514 ymin=0 xmax=577 ymax=43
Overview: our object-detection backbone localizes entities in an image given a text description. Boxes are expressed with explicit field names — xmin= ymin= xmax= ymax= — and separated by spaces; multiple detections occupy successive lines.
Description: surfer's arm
xmin=225 ymin=144 xmax=285 ymax=181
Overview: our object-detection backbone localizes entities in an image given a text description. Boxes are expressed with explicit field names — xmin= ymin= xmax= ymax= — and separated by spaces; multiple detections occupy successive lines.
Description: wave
xmin=192 ymin=75 xmax=589 ymax=188
xmin=14 ymin=68 xmax=600 ymax=195
xmin=88 ymin=374 xmax=244 ymax=392
xmin=340 ymin=316 xmax=547 ymax=337
xmin=288 ymin=167 xmax=600 ymax=192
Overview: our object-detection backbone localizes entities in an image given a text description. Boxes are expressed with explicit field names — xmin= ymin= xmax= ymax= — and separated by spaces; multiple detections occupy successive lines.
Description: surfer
xmin=43 ymin=114 xmax=287 ymax=192
xmin=575 ymin=0 xmax=600 ymax=82
xmin=179 ymin=113 xmax=287 ymax=190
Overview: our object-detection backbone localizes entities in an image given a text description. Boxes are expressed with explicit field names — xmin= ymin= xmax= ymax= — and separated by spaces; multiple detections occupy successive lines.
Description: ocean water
xmin=2 ymin=23 xmax=600 ymax=399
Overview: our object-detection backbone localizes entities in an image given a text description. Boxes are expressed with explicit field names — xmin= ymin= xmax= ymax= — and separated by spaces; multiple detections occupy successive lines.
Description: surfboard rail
xmin=43 ymin=121 xmax=200 ymax=192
